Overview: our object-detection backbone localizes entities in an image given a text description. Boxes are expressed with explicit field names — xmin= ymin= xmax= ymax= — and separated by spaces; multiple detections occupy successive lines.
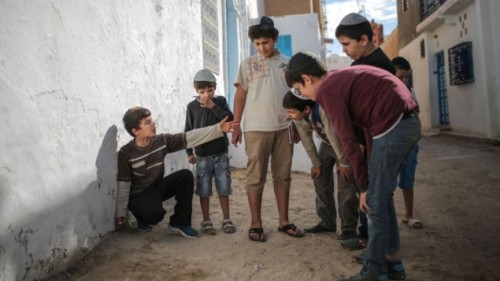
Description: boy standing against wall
xmin=184 ymin=69 xmax=235 ymax=235
xmin=232 ymin=16 xmax=303 ymax=242
xmin=282 ymin=90 xmax=358 ymax=239
xmin=115 ymin=106 xmax=232 ymax=238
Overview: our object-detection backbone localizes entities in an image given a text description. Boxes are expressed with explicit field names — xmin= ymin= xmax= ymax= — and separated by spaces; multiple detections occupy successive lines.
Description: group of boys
xmin=114 ymin=13 xmax=422 ymax=281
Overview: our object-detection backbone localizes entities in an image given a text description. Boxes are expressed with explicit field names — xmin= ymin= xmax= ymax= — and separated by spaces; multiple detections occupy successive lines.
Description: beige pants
xmin=244 ymin=129 xmax=293 ymax=193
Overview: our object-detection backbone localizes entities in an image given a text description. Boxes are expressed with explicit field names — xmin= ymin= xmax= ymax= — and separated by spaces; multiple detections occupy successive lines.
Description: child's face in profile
xmin=396 ymin=68 xmax=411 ymax=85
xmin=286 ymin=108 xmax=310 ymax=121
xmin=252 ymin=37 xmax=277 ymax=58
xmin=337 ymin=35 xmax=369 ymax=61
xmin=134 ymin=116 xmax=156 ymax=137
xmin=196 ymin=86 xmax=216 ymax=105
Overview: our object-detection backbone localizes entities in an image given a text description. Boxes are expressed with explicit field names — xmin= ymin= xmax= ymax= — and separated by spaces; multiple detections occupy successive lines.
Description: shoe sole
xmin=167 ymin=225 xmax=198 ymax=238
xmin=388 ymin=272 xmax=406 ymax=280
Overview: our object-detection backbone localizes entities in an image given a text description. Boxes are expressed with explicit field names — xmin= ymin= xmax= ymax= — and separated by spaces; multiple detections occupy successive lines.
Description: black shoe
xmin=304 ymin=224 xmax=335 ymax=233
xmin=337 ymin=231 xmax=357 ymax=241
xmin=387 ymin=260 xmax=406 ymax=280
xmin=341 ymin=237 xmax=367 ymax=250
xmin=137 ymin=221 xmax=152 ymax=232
xmin=338 ymin=266 xmax=388 ymax=281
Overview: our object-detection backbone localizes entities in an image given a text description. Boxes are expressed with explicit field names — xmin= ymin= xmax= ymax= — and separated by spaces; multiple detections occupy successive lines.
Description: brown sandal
xmin=248 ymin=227 xmax=266 ymax=242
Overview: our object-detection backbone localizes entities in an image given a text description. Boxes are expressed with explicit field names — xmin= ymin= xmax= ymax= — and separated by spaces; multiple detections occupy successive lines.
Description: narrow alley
xmin=46 ymin=135 xmax=500 ymax=281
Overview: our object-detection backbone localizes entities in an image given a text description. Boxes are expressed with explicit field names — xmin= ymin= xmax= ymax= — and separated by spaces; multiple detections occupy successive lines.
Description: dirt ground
xmin=47 ymin=135 xmax=500 ymax=281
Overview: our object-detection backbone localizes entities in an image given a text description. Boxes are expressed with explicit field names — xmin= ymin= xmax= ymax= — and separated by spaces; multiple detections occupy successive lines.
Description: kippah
xmin=290 ymin=88 xmax=311 ymax=100
xmin=260 ymin=16 xmax=274 ymax=27
xmin=339 ymin=12 xmax=368 ymax=25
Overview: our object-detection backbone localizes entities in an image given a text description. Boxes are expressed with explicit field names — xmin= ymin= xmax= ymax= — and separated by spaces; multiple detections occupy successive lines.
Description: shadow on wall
xmin=0 ymin=126 xmax=119 ymax=281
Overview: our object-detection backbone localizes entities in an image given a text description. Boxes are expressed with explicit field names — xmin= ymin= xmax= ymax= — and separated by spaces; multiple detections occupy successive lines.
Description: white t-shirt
xmin=234 ymin=52 xmax=289 ymax=132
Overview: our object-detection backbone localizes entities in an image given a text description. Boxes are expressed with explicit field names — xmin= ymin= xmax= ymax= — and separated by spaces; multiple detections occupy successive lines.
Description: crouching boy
xmin=115 ymin=106 xmax=232 ymax=238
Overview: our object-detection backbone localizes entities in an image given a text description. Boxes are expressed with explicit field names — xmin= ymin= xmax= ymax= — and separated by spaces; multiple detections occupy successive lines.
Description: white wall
xmin=272 ymin=13 xmax=323 ymax=56
xmin=0 ymin=1 xmax=236 ymax=280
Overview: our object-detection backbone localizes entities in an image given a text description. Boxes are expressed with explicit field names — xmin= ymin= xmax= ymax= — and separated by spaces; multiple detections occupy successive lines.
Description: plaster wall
xmin=273 ymin=13 xmax=322 ymax=56
xmin=0 ymin=1 xmax=229 ymax=280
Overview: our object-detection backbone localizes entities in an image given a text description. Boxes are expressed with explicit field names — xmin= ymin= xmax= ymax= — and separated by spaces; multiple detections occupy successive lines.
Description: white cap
xmin=193 ymin=69 xmax=216 ymax=82
xmin=339 ymin=13 xmax=368 ymax=25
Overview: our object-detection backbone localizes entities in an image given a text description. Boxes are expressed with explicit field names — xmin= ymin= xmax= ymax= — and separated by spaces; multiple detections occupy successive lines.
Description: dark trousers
xmin=128 ymin=169 xmax=194 ymax=227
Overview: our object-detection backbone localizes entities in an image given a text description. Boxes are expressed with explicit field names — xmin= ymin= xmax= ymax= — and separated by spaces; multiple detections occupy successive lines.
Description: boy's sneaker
xmin=337 ymin=231 xmax=357 ymax=241
xmin=339 ymin=266 xmax=388 ymax=281
xmin=137 ymin=221 xmax=152 ymax=232
xmin=387 ymin=260 xmax=406 ymax=280
xmin=167 ymin=224 xmax=199 ymax=238
xmin=304 ymin=224 xmax=336 ymax=233
xmin=341 ymin=237 xmax=367 ymax=250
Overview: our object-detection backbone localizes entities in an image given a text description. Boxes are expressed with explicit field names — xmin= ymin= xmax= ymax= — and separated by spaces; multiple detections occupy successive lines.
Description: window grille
xmin=201 ymin=0 xmax=219 ymax=74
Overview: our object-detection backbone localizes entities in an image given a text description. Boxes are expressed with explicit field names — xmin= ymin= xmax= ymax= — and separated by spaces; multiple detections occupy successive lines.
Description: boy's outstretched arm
xmin=231 ymin=85 xmax=247 ymax=147
xmin=185 ymin=116 xmax=231 ymax=149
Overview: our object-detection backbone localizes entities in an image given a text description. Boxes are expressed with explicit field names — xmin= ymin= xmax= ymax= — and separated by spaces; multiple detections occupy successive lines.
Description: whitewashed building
xmin=397 ymin=0 xmax=500 ymax=140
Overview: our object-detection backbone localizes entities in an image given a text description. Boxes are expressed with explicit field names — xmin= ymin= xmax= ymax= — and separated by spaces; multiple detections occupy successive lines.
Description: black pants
xmin=128 ymin=169 xmax=194 ymax=227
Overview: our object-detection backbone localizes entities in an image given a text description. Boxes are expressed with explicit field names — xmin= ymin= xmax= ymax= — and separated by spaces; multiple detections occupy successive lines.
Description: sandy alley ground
xmin=47 ymin=135 xmax=500 ymax=281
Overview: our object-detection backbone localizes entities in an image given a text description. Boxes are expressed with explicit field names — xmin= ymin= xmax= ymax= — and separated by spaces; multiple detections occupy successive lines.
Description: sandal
xmin=402 ymin=218 xmax=423 ymax=229
xmin=221 ymin=219 xmax=236 ymax=234
xmin=278 ymin=223 xmax=304 ymax=238
xmin=248 ymin=227 xmax=266 ymax=242
xmin=201 ymin=220 xmax=216 ymax=235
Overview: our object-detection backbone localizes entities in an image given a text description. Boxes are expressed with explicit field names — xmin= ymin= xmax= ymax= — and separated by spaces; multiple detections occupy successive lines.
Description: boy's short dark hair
xmin=392 ymin=56 xmax=412 ymax=71
xmin=248 ymin=16 xmax=279 ymax=40
xmin=194 ymin=81 xmax=216 ymax=90
xmin=123 ymin=106 xmax=151 ymax=137
xmin=285 ymin=52 xmax=327 ymax=87
xmin=282 ymin=90 xmax=315 ymax=111
xmin=335 ymin=12 xmax=373 ymax=41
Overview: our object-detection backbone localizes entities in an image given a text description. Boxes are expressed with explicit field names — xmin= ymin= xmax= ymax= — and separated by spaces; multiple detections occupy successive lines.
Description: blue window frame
xmin=276 ymin=35 xmax=292 ymax=57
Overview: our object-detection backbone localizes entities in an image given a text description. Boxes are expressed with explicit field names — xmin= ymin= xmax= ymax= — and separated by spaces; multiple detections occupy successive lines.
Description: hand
xmin=115 ymin=216 xmax=129 ymax=231
xmin=359 ymin=192 xmax=370 ymax=213
xmin=187 ymin=155 xmax=196 ymax=164
xmin=310 ymin=166 xmax=321 ymax=179
xmin=336 ymin=165 xmax=353 ymax=182
xmin=218 ymin=116 xmax=232 ymax=133
xmin=359 ymin=144 xmax=366 ymax=157
xmin=231 ymin=121 xmax=242 ymax=147
xmin=200 ymin=98 xmax=215 ymax=109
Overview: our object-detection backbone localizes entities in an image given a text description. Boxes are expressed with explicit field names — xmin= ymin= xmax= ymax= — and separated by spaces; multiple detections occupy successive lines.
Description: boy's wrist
xmin=231 ymin=120 xmax=241 ymax=128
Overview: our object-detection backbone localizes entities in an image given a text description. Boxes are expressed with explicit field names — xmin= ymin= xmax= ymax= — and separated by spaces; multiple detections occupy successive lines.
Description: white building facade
xmin=399 ymin=0 xmax=500 ymax=140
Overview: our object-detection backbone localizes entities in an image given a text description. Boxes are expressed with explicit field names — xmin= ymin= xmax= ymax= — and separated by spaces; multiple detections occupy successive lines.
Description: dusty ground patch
xmin=47 ymin=135 xmax=500 ymax=281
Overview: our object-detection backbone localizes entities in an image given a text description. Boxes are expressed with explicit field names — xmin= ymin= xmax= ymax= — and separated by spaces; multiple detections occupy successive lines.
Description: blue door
xmin=436 ymin=51 xmax=449 ymax=125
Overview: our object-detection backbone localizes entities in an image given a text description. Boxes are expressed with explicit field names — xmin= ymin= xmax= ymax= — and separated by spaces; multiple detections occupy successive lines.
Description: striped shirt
xmin=117 ymin=133 xmax=186 ymax=194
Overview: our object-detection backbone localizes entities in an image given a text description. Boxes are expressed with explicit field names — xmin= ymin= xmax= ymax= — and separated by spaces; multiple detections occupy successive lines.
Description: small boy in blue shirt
xmin=184 ymin=69 xmax=235 ymax=235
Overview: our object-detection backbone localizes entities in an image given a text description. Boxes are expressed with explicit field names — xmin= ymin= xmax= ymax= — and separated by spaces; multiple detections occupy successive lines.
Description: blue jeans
xmin=195 ymin=153 xmax=232 ymax=197
xmin=397 ymin=144 xmax=419 ymax=190
xmin=365 ymin=116 xmax=421 ymax=273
